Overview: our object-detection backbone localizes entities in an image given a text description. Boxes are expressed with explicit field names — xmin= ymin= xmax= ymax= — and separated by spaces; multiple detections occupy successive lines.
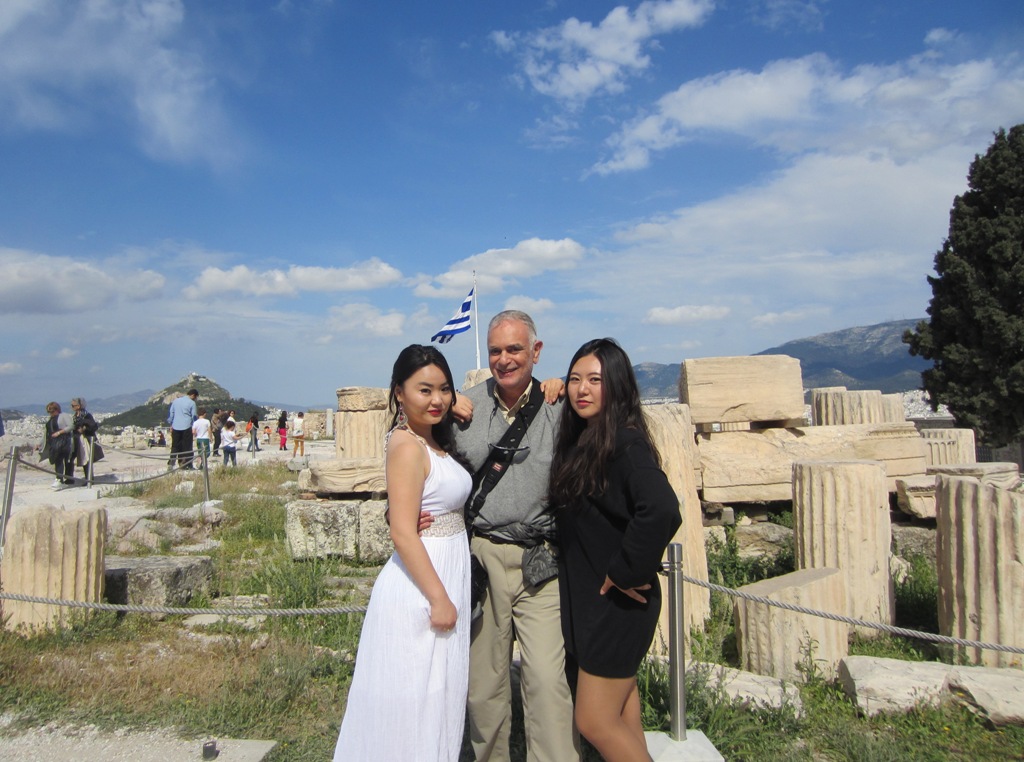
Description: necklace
xmin=386 ymin=425 xmax=448 ymax=457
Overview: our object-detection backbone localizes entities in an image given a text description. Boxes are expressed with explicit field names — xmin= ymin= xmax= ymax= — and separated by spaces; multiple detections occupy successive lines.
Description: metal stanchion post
xmin=87 ymin=438 xmax=95 ymax=488
xmin=202 ymin=447 xmax=211 ymax=506
xmin=1 ymin=446 xmax=19 ymax=561
xmin=667 ymin=542 xmax=687 ymax=742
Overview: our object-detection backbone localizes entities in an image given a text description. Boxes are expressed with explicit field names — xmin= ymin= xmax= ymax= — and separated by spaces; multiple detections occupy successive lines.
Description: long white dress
xmin=333 ymin=441 xmax=472 ymax=762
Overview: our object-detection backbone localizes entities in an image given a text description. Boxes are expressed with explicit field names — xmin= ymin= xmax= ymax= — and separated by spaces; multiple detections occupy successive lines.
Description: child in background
xmin=193 ymin=408 xmax=212 ymax=466
xmin=221 ymin=420 xmax=243 ymax=467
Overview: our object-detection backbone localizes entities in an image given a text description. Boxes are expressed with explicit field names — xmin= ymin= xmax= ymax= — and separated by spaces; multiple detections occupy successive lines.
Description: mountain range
xmin=631 ymin=318 xmax=928 ymax=399
xmin=5 ymin=319 xmax=930 ymax=418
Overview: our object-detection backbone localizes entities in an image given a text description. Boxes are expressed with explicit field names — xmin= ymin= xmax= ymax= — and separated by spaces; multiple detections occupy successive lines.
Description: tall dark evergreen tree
xmin=904 ymin=125 xmax=1024 ymax=446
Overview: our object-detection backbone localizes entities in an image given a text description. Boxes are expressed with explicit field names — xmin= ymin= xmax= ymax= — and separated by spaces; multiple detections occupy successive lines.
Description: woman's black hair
xmin=387 ymin=344 xmax=467 ymax=466
xmin=548 ymin=338 xmax=658 ymax=508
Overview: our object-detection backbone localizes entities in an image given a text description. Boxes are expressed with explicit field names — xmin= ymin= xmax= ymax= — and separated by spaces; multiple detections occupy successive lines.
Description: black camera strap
xmin=465 ymin=379 xmax=545 ymax=528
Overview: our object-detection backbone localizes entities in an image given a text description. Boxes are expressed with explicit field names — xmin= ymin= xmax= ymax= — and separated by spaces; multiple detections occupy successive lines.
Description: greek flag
xmin=431 ymin=288 xmax=474 ymax=344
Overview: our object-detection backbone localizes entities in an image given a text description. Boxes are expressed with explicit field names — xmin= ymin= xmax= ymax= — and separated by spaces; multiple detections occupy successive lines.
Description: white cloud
xmin=415 ymin=238 xmax=586 ymax=298
xmin=0 ymin=362 xmax=22 ymax=375
xmin=751 ymin=308 xmax=827 ymax=328
xmin=0 ymin=248 xmax=165 ymax=315
xmin=183 ymin=259 xmax=403 ymax=299
xmin=751 ymin=0 xmax=825 ymax=32
xmin=592 ymin=50 xmax=1024 ymax=173
xmin=0 ymin=0 xmax=241 ymax=166
xmin=56 ymin=347 xmax=78 ymax=359
xmin=504 ymin=295 xmax=556 ymax=314
xmin=494 ymin=0 xmax=713 ymax=107
xmin=645 ymin=305 xmax=730 ymax=324
xmin=326 ymin=303 xmax=406 ymax=338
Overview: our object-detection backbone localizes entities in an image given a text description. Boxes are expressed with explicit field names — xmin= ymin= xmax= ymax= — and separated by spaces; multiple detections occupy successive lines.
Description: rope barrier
xmin=0 ymin=591 xmax=366 ymax=616
xmin=671 ymin=569 xmax=1024 ymax=656
xmin=3 ymin=573 xmax=1021 ymax=657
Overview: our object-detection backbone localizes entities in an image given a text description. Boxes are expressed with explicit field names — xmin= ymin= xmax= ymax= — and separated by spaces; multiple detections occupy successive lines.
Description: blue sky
xmin=2 ymin=0 xmax=1022 ymax=408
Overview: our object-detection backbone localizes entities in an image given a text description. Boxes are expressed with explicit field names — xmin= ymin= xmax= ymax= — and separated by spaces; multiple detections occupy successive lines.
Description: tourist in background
xmin=210 ymin=408 xmax=224 ymax=456
xmin=246 ymin=413 xmax=261 ymax=452
xmin=70 ymin=397 xmax=102 ymax=480
xmin=333 ymin=345 xmax=472 ymax=761
xmin=167 ymin=389 xmax=198 ymax=470
xmin=40 ymin=401 xmax=75 ymax=488
xmin=220 ymin=419 xmax=242 ymax=467
xmin=549 ymin=338 xmax=681 ymax=762
xmin=277 ymin=411 xmax=288 ymax=450
xmin=193 ymin=408 xmax=212 ymax=466
xmin=291 ymin=411 xmax=305 ymax=457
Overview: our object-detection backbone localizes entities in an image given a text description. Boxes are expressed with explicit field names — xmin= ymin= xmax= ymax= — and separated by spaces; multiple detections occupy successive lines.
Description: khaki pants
xmin=469 ymin=535 xmax=580 ymax=762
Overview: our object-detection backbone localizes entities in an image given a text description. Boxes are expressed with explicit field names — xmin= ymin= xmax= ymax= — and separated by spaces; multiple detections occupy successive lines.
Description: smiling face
xmin=394 ymin=363 xmax=453 ymax=436
xmin=567 ymin=353 xmax=603 ymax=425
xmin=488 ymin=319 xmax=542 ymax=406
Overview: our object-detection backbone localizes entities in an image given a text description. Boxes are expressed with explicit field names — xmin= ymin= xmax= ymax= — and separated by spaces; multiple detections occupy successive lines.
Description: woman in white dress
xmin=334 ymin=345 xmax=473 ymax=762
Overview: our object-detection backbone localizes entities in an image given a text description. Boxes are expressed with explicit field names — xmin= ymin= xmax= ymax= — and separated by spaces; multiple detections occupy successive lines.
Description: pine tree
xmin=904 ymin=125 xmax=1024 ymax=446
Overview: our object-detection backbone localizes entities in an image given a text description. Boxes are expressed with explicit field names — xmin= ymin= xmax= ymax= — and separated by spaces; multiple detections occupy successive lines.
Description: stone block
xmin=698 ymin=423 xmax=927 ymax=502
xmin=644 ymin=403 xmax=709 ymax=639
xmin=936 ymin=475 xmax=1024 ymax=669
xmin=335 ymin=386 xmax=388 ymax=412
xmin=104 ymin=555 xmax=212 ymax=620
xmin=881 ymin=394 xmax=906 ymax=423
xmin=891 ymin=524 xmax=937 ymax=566
xmin=358 ymin=500 xmax=393 ymax=564
xmin=811 ymin=389 xmax=885 ymax=425
xmin=793 ymin=460 xmax=894 ymax=636
xmin=946 ymin=666 xmax=1024 ymax=725
xmin=839 ymin=656 xmax=949 ymax=716
xmin=462 ymin=369 xmax=492 ymax=389
xmin=297 ymin=458 xmax=386 ymax=494
xmin=734 ymin=567 xmax=848 ymax=681
xmin=285 ymin=498 xmax=390 ymax=563
xmin=895 ymin=475 xmax=936 ymax=519
xmin=734 ymin=522 xmax=793 ymax=561
xmin=920 ymin=428 xmax=976 ymax=466
xmin=0 ymin=505 xmax=107 ymax=632
xmin=690 ymin=662 xmax=803 ymax=715
xmin=929 ymin=462 xmax=1020 ymax=491
xmin=679 ymin=355 xmax=804 ymax=425
xmin=334 ymin=410 xmax=389 ymax=460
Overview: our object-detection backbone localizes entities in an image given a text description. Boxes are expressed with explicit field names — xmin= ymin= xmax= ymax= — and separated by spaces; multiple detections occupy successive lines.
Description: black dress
xmin=557 ymin=428 xmax=681 ymax=678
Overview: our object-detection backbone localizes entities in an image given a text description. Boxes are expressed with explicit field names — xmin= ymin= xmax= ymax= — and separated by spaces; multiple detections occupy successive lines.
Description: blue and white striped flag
xmin=431 ymin=288 xmax=474 ymax=344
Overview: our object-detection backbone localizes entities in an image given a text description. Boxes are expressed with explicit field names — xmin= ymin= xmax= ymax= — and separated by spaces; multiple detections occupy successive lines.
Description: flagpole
xmin=473 ymin=270 xmax=481 ymax=369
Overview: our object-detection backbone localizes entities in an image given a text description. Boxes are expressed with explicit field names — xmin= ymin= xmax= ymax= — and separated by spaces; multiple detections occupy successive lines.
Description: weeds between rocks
xmin=1 ymin=477 xmax=1021 ymax=761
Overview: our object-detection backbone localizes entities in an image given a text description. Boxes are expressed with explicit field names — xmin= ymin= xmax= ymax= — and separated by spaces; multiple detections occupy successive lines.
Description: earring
xmin=397 ymin=403 xmax=408 ymax=429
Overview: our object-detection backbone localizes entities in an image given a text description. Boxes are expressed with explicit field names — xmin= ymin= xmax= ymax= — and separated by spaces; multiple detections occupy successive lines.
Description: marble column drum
xmin=811 ymin=389 xmax=885 ymax=426
xmin=734 ymin=567 xmax=848 ymax=681
xmin=792 ymin=460 xmax=894 ymax=637
xmin=0 ymin=505 xmax=107 ymax=633
xmin=936 ymin=475 xmax=1024 ymax=669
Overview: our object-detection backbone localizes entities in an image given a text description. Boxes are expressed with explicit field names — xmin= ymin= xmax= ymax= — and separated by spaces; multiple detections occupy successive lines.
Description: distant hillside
xmin=99 ymin=373 xmax=269 ymax=431
xmin=632 ymin=319 xmax=930 ymax=400
xmin=634 ymin=362 xmax=681 ymax=399
xmin=756 ymin=318 xmax=929 ymax=393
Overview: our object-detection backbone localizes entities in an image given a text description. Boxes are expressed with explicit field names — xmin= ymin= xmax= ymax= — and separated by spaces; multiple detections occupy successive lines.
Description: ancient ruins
xmin=3 ymin=351 xmax=1022 ymax=723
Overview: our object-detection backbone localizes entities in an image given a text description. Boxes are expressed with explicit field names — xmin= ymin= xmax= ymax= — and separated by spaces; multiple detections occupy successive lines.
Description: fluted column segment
xmin=936 ymin=475 xmax=1023 ymax=669
xmin=792 ymin=460 xmax=893 ymax=636
xmin=811 ymin=389 xmax=885 ymax=426
xmin=734 ymin=567 xmax=848 ymax=681
xmin=0 ymin=506 xmax=106 ymax=632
